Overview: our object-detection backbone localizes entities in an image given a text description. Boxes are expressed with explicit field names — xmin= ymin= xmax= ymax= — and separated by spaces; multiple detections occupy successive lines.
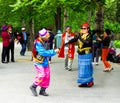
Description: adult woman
xmin=66 ymin=22 xmax=94 ymax=87
xmin=1 ymin=25 xmax=10 ymax=63
xmin=97 ymin=29 xmax=113 ymax=72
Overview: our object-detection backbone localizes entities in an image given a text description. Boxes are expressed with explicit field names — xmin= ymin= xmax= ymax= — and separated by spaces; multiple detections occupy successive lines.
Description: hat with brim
xmin=39 ymin=28 xmax=48 ymax=37
xmin=1 ymin=25 xmax=8 ymax=31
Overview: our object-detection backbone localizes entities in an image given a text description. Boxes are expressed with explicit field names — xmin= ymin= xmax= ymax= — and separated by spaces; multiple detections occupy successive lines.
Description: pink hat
xmin=39 ymin=28 xmax=48 ymax=37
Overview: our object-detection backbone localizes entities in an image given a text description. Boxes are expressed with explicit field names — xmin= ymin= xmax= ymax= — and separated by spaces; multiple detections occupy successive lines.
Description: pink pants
xmin=33 ymin=65 xmax=50 ymax=88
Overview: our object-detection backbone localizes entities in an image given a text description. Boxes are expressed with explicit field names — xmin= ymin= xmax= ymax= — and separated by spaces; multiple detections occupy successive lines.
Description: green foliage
xmin=0 ymin=0 xmax=119 ymax=35
xmin=114 ymin=40 xmax=120 ymax=48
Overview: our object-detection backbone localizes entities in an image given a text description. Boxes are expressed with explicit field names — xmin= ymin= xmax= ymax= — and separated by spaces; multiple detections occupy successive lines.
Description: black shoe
xmin=78 ymin=84 xmax=88 ymax=87
xmin=11 ymin=60 xmax=15 ymax=62
xmin=39 ymin=88 xmax=49 ymax=96
xmin=2 ymin=61 xmax=8 ymax=64
xmin=68 ymin=68 xmax=72 ymax=71
xmin=109 ymin=68 xmax=114 ymax=72
xmin=30 ymin=85 xmax=37 ymax=96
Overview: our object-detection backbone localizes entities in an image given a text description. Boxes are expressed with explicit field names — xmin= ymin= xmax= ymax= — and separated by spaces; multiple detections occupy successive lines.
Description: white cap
xmin=21 ymin=27 xmax=25 ymax=30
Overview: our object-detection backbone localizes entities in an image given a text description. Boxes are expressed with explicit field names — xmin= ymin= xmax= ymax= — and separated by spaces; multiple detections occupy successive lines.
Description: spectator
xmin=92 ymin=30 xmax=101 ymax=65
xmin=8 ymin=24 xmax=15 ymax=62
xmin=18 ymin=27 xmax=29 ymax=56
xmin=1 ymin=25 xmax=10 ymax=63
xmin=47 ymin=27 xmax=55 ymax=64
xmin=54 ymin=30 xmax=62 ymax=49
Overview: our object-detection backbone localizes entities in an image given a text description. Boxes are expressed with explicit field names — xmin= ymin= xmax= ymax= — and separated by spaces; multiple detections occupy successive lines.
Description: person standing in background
xmin=18 ymin=27 xmax=29 ymax=56
xmin=54 ymin=30 xmax=62 ymax=49
xmin=1 ymin=25 xmax=10 ymax=63
xmin=8 ymin=24 xmax=15 ymax=62
xmin=47 ymin=27 xmax=55 ymax=64
xmin=92 ymin=30 xmax=101 ymax=65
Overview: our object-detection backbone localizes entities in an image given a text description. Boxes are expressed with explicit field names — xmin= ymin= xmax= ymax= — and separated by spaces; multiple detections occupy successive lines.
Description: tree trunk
xmin=27 ymin=4 xmax=35 ymax=51
xmin=27 ymin=18 xmax=35 ymax=51
xmin=63 ymin=8 xmax=69 ymax=29
xmin=87 ymin=10 xmax=91 ymax=23
xmin=94 ymin=6 xmax=104 ymax=33
xmin=116 ymin=0 xmax=120 ymax=23
xmin=54 ymin=7 xmax=62 ymax=34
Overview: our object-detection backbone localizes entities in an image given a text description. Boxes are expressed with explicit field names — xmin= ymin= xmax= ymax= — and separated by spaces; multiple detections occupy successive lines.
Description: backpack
xmin=32 ymin=37 xmax=44 ymax=63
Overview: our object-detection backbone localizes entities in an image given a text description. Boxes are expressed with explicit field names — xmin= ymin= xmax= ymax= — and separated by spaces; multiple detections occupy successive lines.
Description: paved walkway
xmin=0 ymin=43 xmax=120 ymax=103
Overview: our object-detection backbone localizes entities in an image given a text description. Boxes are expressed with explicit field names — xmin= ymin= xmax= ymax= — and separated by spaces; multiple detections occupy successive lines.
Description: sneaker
xmin=103 ymin=69 xmax=109 ymax=72
xmin=109 ymin=67 xmax=114 ymax=72
xmin=68 ymin=68 xmax=72 ymax=71
xmin=92 ymin=62 xmax=96 ymax=65
xmin=64 ymin=67 xmax=68 ymax=70
xmin=95 ymin=62 xmax=99 ymax=65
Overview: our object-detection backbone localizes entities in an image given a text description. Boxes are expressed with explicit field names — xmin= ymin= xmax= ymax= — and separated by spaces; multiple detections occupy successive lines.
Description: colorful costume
xmin=33 ymin=37 xmax=56 ymax=88
xmin=58 ymin=31 xmax=75 ymax=70
xmin=30 ymin=28 xmax=58 ymax=96
xmin=67 ymin=22 xmax=94 ymax=87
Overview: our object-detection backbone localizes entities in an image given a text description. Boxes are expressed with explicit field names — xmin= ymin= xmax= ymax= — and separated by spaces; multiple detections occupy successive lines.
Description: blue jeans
xmin=20 ymin=41 xmax=27 ymax=55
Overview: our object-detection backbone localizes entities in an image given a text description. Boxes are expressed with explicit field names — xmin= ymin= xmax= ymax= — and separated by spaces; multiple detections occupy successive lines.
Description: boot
xmin=39 ymin=87 xmax=49 ymax=96
xmin=30 ymin=84 xmax=38 ymax=96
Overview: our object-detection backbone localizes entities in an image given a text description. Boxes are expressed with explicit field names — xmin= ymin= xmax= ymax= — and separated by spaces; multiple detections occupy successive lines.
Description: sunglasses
xmin=81 ymin=28 xmax=87 ymax=30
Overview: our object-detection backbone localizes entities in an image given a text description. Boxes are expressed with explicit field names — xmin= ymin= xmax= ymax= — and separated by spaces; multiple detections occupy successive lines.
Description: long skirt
xmin=77 ymin=53 xmax=94 ymax=84
xmin=33 ymin=65 xmax=50 ymax=88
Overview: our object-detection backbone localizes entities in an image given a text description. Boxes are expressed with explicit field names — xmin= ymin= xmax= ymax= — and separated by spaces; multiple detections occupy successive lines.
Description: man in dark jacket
xmin=18 ymin=27 xmax=29 ymax=56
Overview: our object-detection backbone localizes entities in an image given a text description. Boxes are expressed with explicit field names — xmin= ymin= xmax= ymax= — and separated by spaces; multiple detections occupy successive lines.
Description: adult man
xmin=18 ymin=27 xmax=29 ymax=56
xmin=58 ymin=26 xmax=75 ymax=71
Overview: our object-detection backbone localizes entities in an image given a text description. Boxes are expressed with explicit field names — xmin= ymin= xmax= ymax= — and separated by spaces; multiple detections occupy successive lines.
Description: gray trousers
xmin=64 ymin=49 xmax=73 ymax=70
